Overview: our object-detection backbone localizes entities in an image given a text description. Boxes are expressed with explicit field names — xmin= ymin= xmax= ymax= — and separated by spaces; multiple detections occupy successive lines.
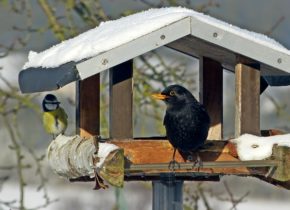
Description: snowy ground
xmin=196 ymin=197 xmax=290 ymax=210
xmin=0 ymin=181 xmax=152 ymax=210
xmin=1 ymin=176 xmax=290 ymax=210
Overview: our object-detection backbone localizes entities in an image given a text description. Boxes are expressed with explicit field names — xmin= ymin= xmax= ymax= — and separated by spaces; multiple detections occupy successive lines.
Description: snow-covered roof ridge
xmin=23 ymin=7 xmax=191 ymax=69
xmin=23 ymin=7 xmax=290 ymax=70
xmin=190 ymin=10 xmax=287 ymax=52
xmin=231 ymin=133 xmax=290 ymax=161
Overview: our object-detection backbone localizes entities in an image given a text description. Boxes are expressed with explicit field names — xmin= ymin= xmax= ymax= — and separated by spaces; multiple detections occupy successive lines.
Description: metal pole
xmin=152 ymin=174 xmax=183 ymax=210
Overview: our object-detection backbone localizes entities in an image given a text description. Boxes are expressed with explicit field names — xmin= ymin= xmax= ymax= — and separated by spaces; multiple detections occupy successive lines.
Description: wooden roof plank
xmin=18 ymin=13 xmax=290 ymax=93
xmin=190 ymin=17 xmax=290 ymax=74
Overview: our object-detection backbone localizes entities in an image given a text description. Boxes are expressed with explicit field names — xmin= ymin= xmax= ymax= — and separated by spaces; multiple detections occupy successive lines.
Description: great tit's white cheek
xmin=45 ymin=103 xmax=58 ymax=111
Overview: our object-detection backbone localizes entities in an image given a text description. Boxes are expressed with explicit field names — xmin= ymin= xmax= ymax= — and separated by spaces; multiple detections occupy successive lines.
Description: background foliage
xmin=0 ymin=1 xmax=290 ymax=210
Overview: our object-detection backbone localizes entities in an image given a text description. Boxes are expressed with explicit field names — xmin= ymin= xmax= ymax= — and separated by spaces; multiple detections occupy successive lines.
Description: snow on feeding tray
xmin=22 ymin=7 xmax=290 ymax=70
xmin=231 ymin=133 xmax=290 ymax=161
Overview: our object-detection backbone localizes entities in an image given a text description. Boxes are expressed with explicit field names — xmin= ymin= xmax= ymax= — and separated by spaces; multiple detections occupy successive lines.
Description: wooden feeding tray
xmin=53 ymin=132 xmax=290 ymax=190
xmin=110 ymin=137 xmax=287 ymax=183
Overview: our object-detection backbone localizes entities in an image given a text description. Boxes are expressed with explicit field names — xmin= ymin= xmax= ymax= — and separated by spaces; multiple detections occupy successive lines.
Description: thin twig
xmin=3 ymin=115 xmax=26 ymax=210
xmin=223 ymin=181 xmax=250 ymax=210
xmin=197 ymin=183 xmax=212 ymax=210
xmin=265 ymin=16 xmax=285 ymax=35
xmin=38 ymin=0 xmax=65 ymax=41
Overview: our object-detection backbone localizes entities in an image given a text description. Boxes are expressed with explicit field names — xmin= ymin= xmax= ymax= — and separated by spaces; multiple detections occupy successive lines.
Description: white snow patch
xmin=22 ymin=7 xmax=290 ymax=69
xmin=96 ymin=142 xmax=119 ymax=168
xmin=231 ymin=133 xmax=290 ymax=161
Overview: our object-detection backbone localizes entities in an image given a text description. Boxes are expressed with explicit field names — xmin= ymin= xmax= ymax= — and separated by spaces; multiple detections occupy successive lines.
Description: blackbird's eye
xmin=169 ymin=91 xmax=176 ymax=96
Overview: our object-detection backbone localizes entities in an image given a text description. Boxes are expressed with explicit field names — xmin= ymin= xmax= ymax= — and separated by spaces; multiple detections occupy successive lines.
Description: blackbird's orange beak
xmin=151 ymin=93 xmax=169 ymax=100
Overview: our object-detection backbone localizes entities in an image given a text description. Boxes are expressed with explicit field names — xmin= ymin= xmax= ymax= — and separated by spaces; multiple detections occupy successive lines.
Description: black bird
xmin=152 ymin=84 xmax=210 ymax=168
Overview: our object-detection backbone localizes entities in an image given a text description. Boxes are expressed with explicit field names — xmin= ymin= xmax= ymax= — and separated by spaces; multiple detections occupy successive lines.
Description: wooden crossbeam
xmin=126 ymin=160 xmax=278 ymax=172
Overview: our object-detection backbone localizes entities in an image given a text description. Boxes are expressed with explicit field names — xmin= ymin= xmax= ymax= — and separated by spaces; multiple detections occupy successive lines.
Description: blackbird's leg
xmin=172 ymin=148 xmax=176 ymax=160
xmin=168 ymin=148 xmax=180 ymax=171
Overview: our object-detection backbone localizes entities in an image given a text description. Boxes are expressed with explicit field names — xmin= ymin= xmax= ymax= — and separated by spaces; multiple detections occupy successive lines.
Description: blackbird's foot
xmin=168 ymin=160 xmax=180 ymax=171
xmin=187 ymin=152 xmax=203 ymax=171
xmin=192 ymin=154 xmax=203 ymax=171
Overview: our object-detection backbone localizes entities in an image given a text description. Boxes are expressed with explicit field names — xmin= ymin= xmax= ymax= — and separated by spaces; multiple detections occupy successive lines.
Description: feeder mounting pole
xmin=153 ymin=174 xmax=183 ymax=210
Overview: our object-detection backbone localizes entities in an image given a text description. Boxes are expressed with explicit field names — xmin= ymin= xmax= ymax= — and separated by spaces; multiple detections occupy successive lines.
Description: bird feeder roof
xmin=19 ymin=7 xmax=290 ymax=93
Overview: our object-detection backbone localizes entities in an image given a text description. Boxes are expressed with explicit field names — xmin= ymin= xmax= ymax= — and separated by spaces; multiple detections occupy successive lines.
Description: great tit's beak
xmin=151 ymin=93 xmax=169 ymax=100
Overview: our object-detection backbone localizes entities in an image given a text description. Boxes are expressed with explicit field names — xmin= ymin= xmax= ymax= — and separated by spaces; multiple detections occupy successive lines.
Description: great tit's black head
xmin=42 ymin=94 xmax=60 ymax=112
xmin=152 ymin=84 xmax=197 ymax=107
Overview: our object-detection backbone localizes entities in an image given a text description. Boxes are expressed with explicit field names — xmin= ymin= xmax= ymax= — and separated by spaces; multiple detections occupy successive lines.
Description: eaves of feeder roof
xmin=19 ymin=7 xmax=290 ymax=93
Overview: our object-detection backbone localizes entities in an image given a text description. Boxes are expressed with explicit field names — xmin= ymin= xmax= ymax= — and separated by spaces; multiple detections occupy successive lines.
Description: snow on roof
xmin=231 ymin=133 xmax=290 ymax=161
xmin=23 ymin=7 xmax=290 ymax=70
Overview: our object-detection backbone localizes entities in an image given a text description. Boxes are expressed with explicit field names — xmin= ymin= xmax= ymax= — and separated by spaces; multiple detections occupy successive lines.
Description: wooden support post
xmin=109 ymin=60 xmax=133 ymax=138
xmin=200 ymin=57 xmax=223 ymax=140
xmin=235 ymin=63 xmax=260 ymax=137
xmin=109 ymin=60 xmax=134 ymax=208
xmin=76 ymin=74 xmax=100 ymax=138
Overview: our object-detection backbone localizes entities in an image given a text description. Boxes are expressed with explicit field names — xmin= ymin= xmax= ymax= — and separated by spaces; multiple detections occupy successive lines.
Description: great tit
xmin=42 ymin=94 xmax=68 ymax=138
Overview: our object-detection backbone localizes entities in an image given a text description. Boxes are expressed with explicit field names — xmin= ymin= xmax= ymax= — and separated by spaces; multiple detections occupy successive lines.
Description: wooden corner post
xmin=109 ymin=60 xmax=133 ymax=139
xmin=235 ymin=62 xmax=260 ymax=137
xmin=200 ymin=57 xmax=223 ymax=140
xmin=76 ymin=74 xmax=100 ymax=138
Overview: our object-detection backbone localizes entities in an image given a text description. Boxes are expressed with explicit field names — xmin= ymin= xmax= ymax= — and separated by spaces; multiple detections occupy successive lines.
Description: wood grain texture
xmin=200 ymin=57 xmax=223 ymax=140
xmin=109 ymin=60 xmax=133 ymax=138
xmin=270 ymin=145 xmax=290 ymax=181
xmin=166 ymin=36 xmax=289 ymax=77
xmin=109 ymin=139 xmax=270 ymax=176
xmin=235 ymin=63 xmax=260 ymax=137
xmin=76 ymin=74 xmax=100 ymax=138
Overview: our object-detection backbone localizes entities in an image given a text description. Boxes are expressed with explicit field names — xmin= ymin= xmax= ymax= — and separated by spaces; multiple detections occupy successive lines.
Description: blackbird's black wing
xmin=163 ymin=102 xmax=210 ymax=151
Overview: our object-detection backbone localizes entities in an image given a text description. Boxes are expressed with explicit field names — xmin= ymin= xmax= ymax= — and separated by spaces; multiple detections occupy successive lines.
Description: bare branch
xmin=265 ymin=16 xmax=285 ymax=36
xmin=265 ymin=93 xmax=289 ymax=119
xmin=138 ymin=0 xmax=165 ymax=7
xmin=223 ymin=181 xmax=250 ymax=210
xmin=197 ymin=183 xmax=212 ymax=210
xmin=38 ymin=0 xmax=65 ymax=41
xmin=2 ymin=115 xmax=26 ymax=210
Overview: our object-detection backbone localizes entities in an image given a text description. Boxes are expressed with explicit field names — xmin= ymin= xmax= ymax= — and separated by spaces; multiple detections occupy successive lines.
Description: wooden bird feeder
xmin=18 ymin=7 xmax=290 ymax=208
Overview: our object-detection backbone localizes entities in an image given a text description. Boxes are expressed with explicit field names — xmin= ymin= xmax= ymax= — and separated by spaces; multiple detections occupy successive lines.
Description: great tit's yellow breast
xmin=42 ymin=107 xmax=68 ymax=135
